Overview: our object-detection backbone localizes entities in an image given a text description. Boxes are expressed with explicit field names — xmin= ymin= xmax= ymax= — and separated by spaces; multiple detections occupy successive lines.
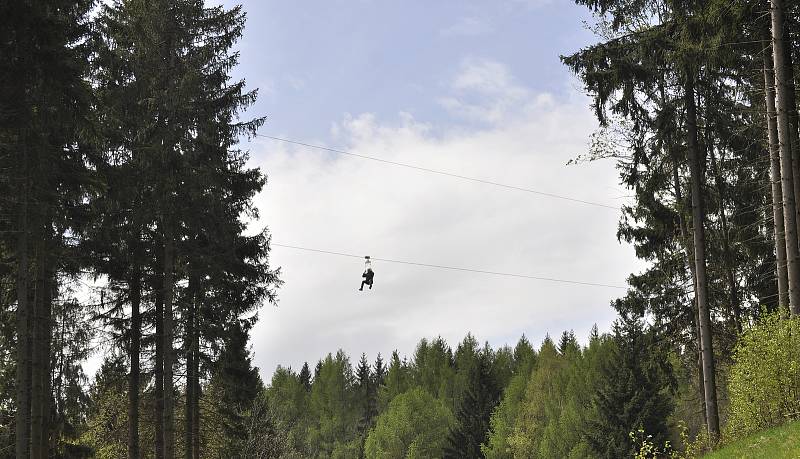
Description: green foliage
xmin=264 ymin=367 xmax=310 ymax=455
xmin=508 ymin=336 xmax=571 ymax=457
xmin=484 ymin=330 xmax=617 ymax=458
xmin=443 ymin=350 xmax=500 ymax=458
xmin=331 ymin=439 xmax=362 ymax=459
xmin=306 ymin=351 xmax=358 ymax=458
xmin=564 ymin=0 xmax=779 ymax=444
xmin=364 ymin=387 xmax=455 ymax=458
xmin=482 ymin=368 xmax=530 ymax=458
xmin=199 ymin=325 xmax=265 ymax=456
xmin=512 ymin=335 xmax=537 ymax=375
xmin=632 ymin=428 xmax=674 ymax=459
xmin=703 ymin=419 xmax=800 ymax=459
xmin=451 ymin=334 xmax=481 ymax=412
xmin=253 ymin=327 xmax=695 ymax=459
xmin=726 ymin=313 xmax=800 ymax=437
xmin=491 ymin=345 xmax=515 ymax=391
xmin=299 ymin=362 xmax=312 ymax=392
xmin=241 ymin=393 xmax=295 ymax=458
xmin=585 ymin=316 xmax=675 ymax=459
xmin=558 ymin=330 xmax=579 ymax=356
xmin=78 ymin=357 xmax=131 ymax=459
xmin=0 ymin=279 xmax=16 ymax=454
xmin=481 ymin=334 xmax=540 ymax=459
xmin=412 ymin=337 xmax=455 ymax=406
xmin=379 ymin=351 xmax=412 ymax=410
xmin=373 ymin=353 xmax=386 ymax=387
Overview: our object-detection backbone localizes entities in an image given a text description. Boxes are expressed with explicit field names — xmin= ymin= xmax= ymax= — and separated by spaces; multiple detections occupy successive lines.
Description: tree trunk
xmin=30 ymin=237 xmax=45 ymax=459
xmin=184 ymin=340 xmax=194 ymax=459
xmin=662 ymin=78 xmax=709 ymax=430
xmin=29 ymin=233 xmax=54 ymax=459
xmin=184 ymin=280 xmax=195 ymax=459
xmin=162 ymin=21 xmax=178 ymax=458
xmin=163 ymin=223 xmax=176 ymax=458
xmin=702 ymin=84 xmax=741 ymax=330
xmin=183 ymin=279 xmax=202 ymax=459
xmin=155 ymin=274 xmax=165 ymax=459
xmin=54 ymin=298 xmax=67 ymax=453
xmin=708 ymin=147 xmax=741 ymax=331
xmin=41 ymin=268 xmax=54 ymax=459
xmin=771 ymin=0 xmax=800 ymax=314
xmin=129 ymin=267 xmax=142 ymax=459
xmin=15 ymin=147 xmax=31 ymax=459
xmin=782 ymin=33 xmax=800 ymax=249
xmin=684 ymin=70 xmax=720 ymax=440
xmin=765 ymin=46 xmax=791 ymax=309
xmin=671 ymin=147 xmax=708 ymax=427
xmin=192 ymin=322 xmax=200 ymax=459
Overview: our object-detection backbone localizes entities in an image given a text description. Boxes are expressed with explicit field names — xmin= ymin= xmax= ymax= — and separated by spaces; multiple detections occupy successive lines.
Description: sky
xmin=218 ymin=0 xmax=645 ymax=380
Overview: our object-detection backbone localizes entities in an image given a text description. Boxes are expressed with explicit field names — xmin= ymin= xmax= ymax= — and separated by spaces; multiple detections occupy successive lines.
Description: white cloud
xmin=451 ymin=58 xmax=520 ymax=93
xmin=439 ymin=58 xmax=541 ymax=125
xmin=440 ymin=17 xmax=494 ymax=37
xmin=285 ymin=75 xmax=306 ymax=91
xmin=510 ymin=0 xmax=553 ymax=9
xmin=256 ymin=78 xmax=276 ymax=97
xmin=247 ymin=63 xmax=641 ymax=378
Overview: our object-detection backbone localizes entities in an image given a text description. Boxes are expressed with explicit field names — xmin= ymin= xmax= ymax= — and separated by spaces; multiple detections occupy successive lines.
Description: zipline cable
xmin=256 ymin=134 xmax=619 ymax=210
xmin=271 ymin=243 xmax=627 ymax=289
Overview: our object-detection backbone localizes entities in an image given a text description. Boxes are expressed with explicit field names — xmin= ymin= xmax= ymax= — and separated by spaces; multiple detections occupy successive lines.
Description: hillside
xmin=703 ymin=421 xmax=800 ymax=459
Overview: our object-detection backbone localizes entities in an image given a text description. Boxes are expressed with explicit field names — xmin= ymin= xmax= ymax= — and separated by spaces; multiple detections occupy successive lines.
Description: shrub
xmin=364 ymin=387 xmax=455 ymax=458
xmin=726 ymin=313 xmax=800 ymax=437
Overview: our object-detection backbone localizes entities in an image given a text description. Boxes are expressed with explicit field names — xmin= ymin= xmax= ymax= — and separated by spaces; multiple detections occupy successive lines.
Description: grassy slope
xmin=702 ymin=421 xmax=800 ymax=459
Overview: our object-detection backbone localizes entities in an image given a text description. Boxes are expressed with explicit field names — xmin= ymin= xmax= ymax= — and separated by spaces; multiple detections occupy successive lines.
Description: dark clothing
xmin=360 ymin=269 xmax=374 ymax=290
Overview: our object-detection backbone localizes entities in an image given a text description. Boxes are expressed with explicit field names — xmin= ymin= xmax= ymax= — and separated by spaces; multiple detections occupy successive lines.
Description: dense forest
xmin=0 ymin=0 xmax=280 ymax=457
xmin=3 ymin=0 xmax=800 ymax=457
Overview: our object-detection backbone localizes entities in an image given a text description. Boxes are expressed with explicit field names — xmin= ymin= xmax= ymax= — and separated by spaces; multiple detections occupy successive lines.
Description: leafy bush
xmin=364 ymin=387 xmax=454 ymax=458
xmin=631 ymin=422 xmax=706 ymax=459
xmin=726 ymin=313 xmax=800 ymax=437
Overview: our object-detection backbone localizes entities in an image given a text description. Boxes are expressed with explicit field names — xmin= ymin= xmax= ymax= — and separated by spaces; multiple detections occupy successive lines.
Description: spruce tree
xmin=558 ymin=330 xmax=579 ymax=356
xmin=413 ymin=337 xmax=455 ymax=403
xmin=442 ymin=352 xmax=500 ymax=459
xmin=560 ymin=0 xmax=769 ymax=438
xmin=299 ymin=362 xmax=312 ymax=391
xmin=380 ymin=351 xmax=410 ymax=409
xmin=314 ymin=360 xmax=323 ymax=381
xmin=0 ymin=1 xmax=94 ymax=456
xmin=585 ymin=316 xmax=674 ymax=458
xmin=201 ymin=324 xmax=265 ymax=456
xmin=452 ymin=334 xmax=480 ymax=412
xmin=95 ymin=2 xmax=278 ymax=456
xmin=307 ymin=351 xmax=358 ymax=456
xmin=770 ymin=0 xmax=800 ymax=314
xmin=356 ymin=353 xmax=371 ymax=392
xmin=491 ymin=345 xmax=514 ymax=391
xmin=355 ymin=353 xmax=375 ymax=454
xmin=373 ymin=353 xmax=386 ymax=387
xmin=512 ymin=335 xmax=536 ymax=376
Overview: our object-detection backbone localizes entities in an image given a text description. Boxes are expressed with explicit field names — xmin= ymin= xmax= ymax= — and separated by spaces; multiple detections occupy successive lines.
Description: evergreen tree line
xmin=254 ymin=324 xmax=675 ymax=459
xmin=8 ymin=0 xmax=800 ymax=456
xmin=561 ymin=0 xmax=800 ymax=443
xmin=0 ymin=1 xmax=280 ymax=457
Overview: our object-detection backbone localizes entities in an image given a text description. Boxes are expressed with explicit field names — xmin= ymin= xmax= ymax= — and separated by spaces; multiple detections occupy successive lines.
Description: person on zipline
xmin=360 ymin=268 xmax=374 ymax=291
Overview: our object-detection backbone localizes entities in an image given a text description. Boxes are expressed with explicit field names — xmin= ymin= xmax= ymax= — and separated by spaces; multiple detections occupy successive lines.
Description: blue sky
xmin=229 ymin=0 xmax=596 ymax=138
xmin=212 ymin=0 xmax=642 ymax=378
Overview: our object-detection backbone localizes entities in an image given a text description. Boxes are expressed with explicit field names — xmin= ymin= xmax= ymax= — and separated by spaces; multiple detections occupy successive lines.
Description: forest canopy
xmin=4 ymin=0 xmax=800 ymax=457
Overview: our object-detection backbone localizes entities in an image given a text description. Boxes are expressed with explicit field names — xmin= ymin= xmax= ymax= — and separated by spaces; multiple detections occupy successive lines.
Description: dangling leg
xmin=359 ymin=281 xmax=365 ymax=291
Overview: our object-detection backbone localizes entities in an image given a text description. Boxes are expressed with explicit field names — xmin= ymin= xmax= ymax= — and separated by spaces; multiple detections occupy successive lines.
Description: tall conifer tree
xmin=585 ymin=317 xmax=674 ymax=458
xmin=442 ymin=352 xmax=500 ymax=459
